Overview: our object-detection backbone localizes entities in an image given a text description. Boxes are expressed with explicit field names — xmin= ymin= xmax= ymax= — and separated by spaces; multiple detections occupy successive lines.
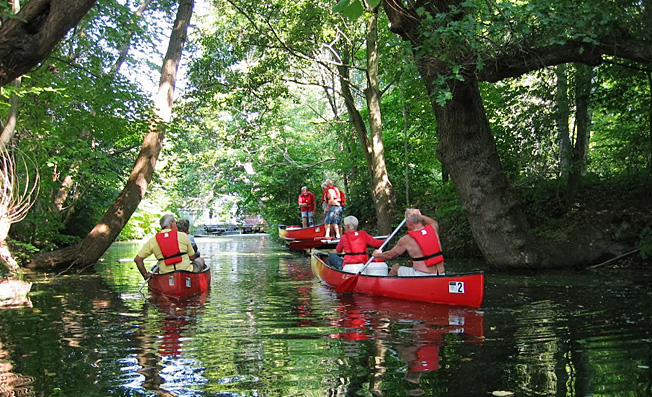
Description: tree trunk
xmin=431 ymin=75 xmax=547 ymax=266
xmin=383 ymin=0 xmax=612 ymax=268
xmin=364 ymin=8 xmax=396 ymax=234
xmin=0 ymin=0 xmax=97 ymax=86
xmin=28 ymin=0 xmax=194 ymax=270
xmin=555 ymin=64 xmax=572 ymax=178
xmin=567 ymin=64 xmax=593 ymax=202
xmin=0 ymin=0 xmax=23 ymax=146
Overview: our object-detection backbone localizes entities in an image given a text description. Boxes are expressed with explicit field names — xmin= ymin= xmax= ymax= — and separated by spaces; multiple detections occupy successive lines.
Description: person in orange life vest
xmin=323 ymin=179 xmax=343 ymax=239
xmin=328 ymin=215 xmax=384 ymax=270
xmin=297 ymin=186 xmax=316 ymax=227
xmin=176 ymin=219 xmax=206 ymax=272
xmin=134 ymin=214 xmax=197 ymax=279
xmin=372 ymin=208 xmax=445 ymax=276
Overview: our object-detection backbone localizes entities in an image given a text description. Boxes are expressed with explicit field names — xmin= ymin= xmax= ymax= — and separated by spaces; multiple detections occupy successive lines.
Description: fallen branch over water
xmin=588 ymin=249 xmax=640 ymax=269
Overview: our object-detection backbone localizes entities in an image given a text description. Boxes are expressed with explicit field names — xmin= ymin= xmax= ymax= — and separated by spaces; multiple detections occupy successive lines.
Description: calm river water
xmin=1 ymin=234 xmax=651 ymax=396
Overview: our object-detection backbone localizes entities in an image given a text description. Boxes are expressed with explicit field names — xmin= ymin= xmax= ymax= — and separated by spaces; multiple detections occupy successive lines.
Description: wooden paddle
xmin=335 ymin=218 xmax=407 ymax=293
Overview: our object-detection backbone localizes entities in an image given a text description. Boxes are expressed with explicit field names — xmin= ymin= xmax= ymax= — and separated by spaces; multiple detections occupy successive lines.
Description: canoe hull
xmin=278 ymin=224 xmax=327 ymax=240
xmin=148 ymin=266 xmax=211 ymax=299
xmin=311 ymin=252 xmax=483 ymax=307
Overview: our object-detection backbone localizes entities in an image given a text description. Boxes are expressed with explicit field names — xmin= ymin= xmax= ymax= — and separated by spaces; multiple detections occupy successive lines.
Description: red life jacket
xmin=406 ymin=224 xmax=444 ymax=267
xmin=335 ymin=186 xmax=345 ymax=206
xmin=343 ymin=230 xmax=370 ymax=265
xmin=155 ymin=231 xmax=185 ymax=266
xmin=329 ymin=186 xmax=342 ymax=206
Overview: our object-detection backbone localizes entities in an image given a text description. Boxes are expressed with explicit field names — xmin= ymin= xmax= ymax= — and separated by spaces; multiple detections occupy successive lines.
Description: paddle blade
xmin=335 ymin=274 xmax=359 ymax=293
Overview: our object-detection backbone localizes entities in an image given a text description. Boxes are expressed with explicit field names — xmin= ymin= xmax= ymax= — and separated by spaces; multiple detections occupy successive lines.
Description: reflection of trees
xmin=0 ymin=340 xmax=35 ymax=395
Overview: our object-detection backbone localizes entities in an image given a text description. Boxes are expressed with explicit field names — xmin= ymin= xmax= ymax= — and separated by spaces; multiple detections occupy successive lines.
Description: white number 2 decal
xmin=449 ymin=281 xmax=465 ymax=294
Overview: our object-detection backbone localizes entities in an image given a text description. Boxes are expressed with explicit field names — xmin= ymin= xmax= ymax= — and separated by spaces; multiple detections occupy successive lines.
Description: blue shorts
xmin=301 ymin=211 xmax=314 ymax=218
xmin=324 ymin=205 xmax=342 ymax=224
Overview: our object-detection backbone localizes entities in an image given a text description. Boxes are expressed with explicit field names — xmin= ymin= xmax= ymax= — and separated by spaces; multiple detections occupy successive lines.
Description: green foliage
xmin=638 ymin=227 xmax=652 ymax=260
xmin=6 ymin=240 xmax=39 ymax=267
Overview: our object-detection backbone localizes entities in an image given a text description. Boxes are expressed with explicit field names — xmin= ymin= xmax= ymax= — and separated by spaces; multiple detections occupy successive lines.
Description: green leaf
xmin=367 ymin=0 xmax=382 ymax=8
xmin=333 ymin=0 xmax=351 ymax=14
xmin=341 ymin=0 xmax=364 ymax=20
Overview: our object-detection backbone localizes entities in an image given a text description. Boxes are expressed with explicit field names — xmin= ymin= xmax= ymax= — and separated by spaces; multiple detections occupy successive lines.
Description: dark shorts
xmin=324 ymin=205 xmax=342 ymax=225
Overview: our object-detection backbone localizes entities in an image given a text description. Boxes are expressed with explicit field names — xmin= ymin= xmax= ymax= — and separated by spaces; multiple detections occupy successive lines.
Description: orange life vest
xmin=343 ymin=230 xmax=370 ymax=265
xmin=155 ymin=231 xmax=186 ymax=266
xmin=406 ymin=224 xmax=444 ymax=267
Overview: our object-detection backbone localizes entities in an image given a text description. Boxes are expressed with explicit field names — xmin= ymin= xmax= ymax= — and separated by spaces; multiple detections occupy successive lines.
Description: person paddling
xmin=134 ymin=214 xmax=197 ymax=280
xmin=372 ymin=208 xmax=445 ymax=276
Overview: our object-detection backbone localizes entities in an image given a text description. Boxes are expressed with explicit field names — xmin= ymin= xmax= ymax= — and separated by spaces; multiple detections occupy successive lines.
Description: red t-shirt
xmin=298 ymin=191 xmax=316 ymax=212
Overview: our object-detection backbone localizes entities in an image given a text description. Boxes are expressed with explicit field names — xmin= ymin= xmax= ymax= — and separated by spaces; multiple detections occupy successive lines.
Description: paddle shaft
xmin=137 ymin=264 xmax=159 ymax=295
xmin=354 ymin=218 xmax=407 ymax=276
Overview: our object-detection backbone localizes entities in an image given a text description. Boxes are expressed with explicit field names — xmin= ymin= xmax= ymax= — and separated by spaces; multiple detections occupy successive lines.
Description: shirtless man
xmin=372 ymin=208 xmax=445 ymax=276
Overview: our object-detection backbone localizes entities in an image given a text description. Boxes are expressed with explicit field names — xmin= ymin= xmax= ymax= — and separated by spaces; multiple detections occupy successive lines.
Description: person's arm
xmin=373 ymin=236 xmax=408 ymax=260
xmin=335 ymin=234 xmax=347 ymax=253
xmin=365 ymin=233 xmax=385 ymax=248
xmin=134 ymin=256 xmax=151 ymax=280
xmin=422 ymin=215 xmax=440 ymax=233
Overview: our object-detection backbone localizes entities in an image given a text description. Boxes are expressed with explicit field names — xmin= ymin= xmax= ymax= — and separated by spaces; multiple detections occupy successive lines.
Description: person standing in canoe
xmin=329 ymin=215 xmax=385 ymax=270
xmin=297 ymin=186 xmax=316 ymax=228
xmin=323 ymin=179 xmax=343 ymax=239
xmin=176 ymin=219 xmax=206 ymax=272
xmin=372 ymin=208 xmax=445 ymax=276
xmin=134 ymin=214 xmax=197 ymax=280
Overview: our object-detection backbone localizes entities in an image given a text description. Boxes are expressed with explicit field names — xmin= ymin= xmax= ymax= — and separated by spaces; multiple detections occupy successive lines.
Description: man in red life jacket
xmin=134 ymin=214 xmax=197 ymax=279
xmin=323 ymin=179 xmax=343 ymax=239
xmin=372 ymin=208 xmax=445 ymax=276
xmin=329 ymin=215 xmax=384 ymax=270
xmin=297 ymin=186 xmax=316 ymax=227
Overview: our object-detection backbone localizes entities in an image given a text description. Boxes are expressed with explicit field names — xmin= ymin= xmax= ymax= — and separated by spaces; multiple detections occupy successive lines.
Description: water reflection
xmin=327 ymin=294 xmax=484 ymax=394
xmin=0 ymin=236 xmax=650 ymax=396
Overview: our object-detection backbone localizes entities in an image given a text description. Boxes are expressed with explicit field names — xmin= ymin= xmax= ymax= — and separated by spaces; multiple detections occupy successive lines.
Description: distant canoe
xmin=148 ymin=265 xmax=211 ymax=299
xmin=278 ymin=224 xmax=327 ymax=240
xmin=311 ymin=251 xmax=484 ymax=307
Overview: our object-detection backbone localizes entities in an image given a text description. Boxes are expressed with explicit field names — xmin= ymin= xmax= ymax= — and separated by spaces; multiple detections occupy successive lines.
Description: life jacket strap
xmin=410 ymin=251 xmax=443 ymax=262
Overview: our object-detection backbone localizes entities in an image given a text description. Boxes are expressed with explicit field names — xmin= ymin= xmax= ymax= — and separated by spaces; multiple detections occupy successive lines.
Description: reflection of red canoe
xmin=278 ymin=224 xmax=327 ymax=240
xmin=311 ymin=251 xmax=484 ymax=307
xmin=148 ymin=266 xmax=211 ymax=299
xmin=332 ymin=294 xmax=484 ymax=343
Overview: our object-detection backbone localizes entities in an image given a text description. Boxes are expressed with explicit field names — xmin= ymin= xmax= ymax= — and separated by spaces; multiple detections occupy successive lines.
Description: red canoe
xmin=311 ymin=251 xmax=484 ymax=307
xmin=278 ymin=224 xmax=327 ymax=240
xmin=148 ymin=265 xmax=211 ymax=299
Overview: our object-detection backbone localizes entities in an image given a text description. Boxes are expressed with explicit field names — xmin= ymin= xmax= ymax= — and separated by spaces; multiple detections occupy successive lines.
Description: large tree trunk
xmin=0 ymin=0 xmax=96 ymax=87
xmin=28 ymin=0 xmax=194 ymax=270
xmin=431 ymin=75 xmax=547 ymax=266
xmin=383 ymin=0 xmax=612 ymax=268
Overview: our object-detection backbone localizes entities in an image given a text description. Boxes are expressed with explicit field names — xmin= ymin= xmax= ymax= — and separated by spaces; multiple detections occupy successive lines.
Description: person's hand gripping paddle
xmin=335 ymin=218 xmax=406 ymax=293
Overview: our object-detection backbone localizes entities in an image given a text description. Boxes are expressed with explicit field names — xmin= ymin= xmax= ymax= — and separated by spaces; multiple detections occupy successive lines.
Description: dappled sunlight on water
xmin=0 ymin=234 xmax=650 ymax=395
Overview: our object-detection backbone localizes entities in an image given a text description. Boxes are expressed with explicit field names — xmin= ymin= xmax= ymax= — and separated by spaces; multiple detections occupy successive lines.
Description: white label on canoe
xmin=316 ymin=227 xmax=320 ymax=232
xmin=185 ymin=277 xmax=191 ymax=288
xmin=449 ymin=281 xmax=465 ymax=293
xmin=168 ymin=276 xmax=175 ymax=286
